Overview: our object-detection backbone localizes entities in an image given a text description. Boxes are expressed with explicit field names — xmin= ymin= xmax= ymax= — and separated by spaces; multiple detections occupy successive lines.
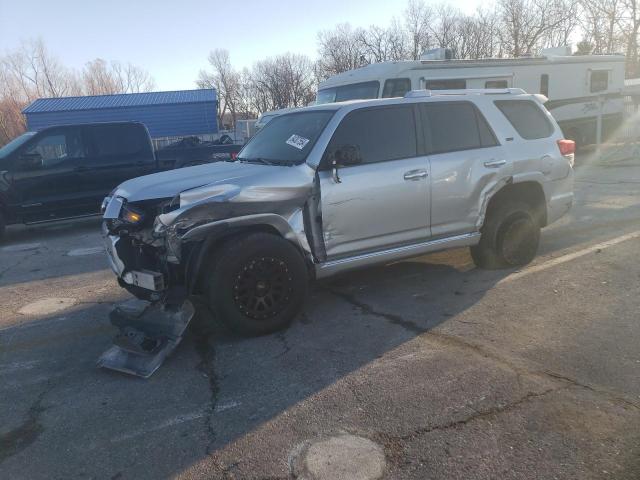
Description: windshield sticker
xmin=286 ymin=134 xmax=310 ymax=150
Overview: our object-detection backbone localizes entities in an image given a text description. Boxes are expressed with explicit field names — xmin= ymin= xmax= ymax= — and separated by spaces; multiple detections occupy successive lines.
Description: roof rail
xmin=404 ymin=88 xmax=526 ymax=98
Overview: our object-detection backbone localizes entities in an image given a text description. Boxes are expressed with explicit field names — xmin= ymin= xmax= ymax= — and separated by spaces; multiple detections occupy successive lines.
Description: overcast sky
xmin=0 ymin=0 xmax=480 ymax=91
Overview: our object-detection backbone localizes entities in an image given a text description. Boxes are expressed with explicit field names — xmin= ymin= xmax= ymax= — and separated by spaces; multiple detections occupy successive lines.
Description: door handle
xmin=403 ymin=169 xmax=428 ymax=181
xmin=484 ymin=159 xmax=507 ymax=168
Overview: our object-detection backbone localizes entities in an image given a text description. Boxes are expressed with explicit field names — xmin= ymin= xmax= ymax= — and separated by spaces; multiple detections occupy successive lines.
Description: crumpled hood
xmin=114 ymin=161 xmax=313 ymax=203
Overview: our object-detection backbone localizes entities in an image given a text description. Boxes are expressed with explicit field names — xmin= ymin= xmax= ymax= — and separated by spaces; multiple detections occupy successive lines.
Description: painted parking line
xmin=0 ymin=243 xmax=41 ymax=253
xmin=500 ymin=230 xmax=640 ymax=285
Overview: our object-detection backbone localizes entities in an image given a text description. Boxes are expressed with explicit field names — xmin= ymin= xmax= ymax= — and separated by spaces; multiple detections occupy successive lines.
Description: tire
xmin=205 ymin=232 xmax=308 ymax=336
xmin=471 ymin=201 xmax=540 ymax=270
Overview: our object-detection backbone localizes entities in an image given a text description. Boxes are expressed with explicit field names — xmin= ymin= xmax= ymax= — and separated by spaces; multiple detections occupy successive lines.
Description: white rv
xmin=316 ymin=49 xmax=626 ymax=146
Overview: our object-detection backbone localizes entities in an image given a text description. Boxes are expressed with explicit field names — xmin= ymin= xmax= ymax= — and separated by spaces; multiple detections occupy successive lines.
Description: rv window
xmin=382 ymin=78 xmax=411 ymax=98
xmin=494 ymin=100 xmax=553 ymax=140
xmin=540 ymin=74 xmax=549 ymax=97
xmin=424 ymin=79 xmax=466 ymax=90
xmin=316 ymin=81 xmax=380 ymax=104
xmin=590 ymin=71 xmax=608 ymax=93
xmin=328 ymin=106 xmax=417 ymax=165
xmin=486 ymin=80 xmax=508 ymax=89
xmin=421 ymin=102 xmax=497 ymax=154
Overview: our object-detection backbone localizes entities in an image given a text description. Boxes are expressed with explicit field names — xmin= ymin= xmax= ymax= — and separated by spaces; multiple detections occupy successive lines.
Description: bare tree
xmin=82 ymin=59 xmax=155 ymax=95
xmin=198 ymin=49 xmax=242 ymax=127
xmin=316 ymin=24 xmax=367 ymax=79
xmin=404 ymin=0 xmax=434 ymax=59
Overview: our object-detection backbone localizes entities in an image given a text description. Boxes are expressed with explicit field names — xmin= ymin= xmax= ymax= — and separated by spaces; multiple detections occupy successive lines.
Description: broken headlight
xmin=119 ymin=204 xmax=145 ymax=225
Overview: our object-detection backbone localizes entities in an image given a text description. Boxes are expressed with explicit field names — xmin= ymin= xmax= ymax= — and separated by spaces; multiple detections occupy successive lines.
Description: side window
xmin=421 ymin=102 xmax=497 ymax=154
xmin=540 ymin=74 xmax=549 ymax=97
xmin=494 ymin=100 xmax=554 ymax=140
xmin=88 ymin=124 xmax=150 ymax=161
xmin=382 ymin=78 xmax=411 ymax=98
xmin=486 ymin=80 xmax=508 ymax=89
xmin=23 ymin=130 xmax=85 ymax=169
xmin=328 ymin=106 xmax=417 ymax=165
xmin=590 ymin=70 xmax=608 ymax=93
xmin=424 ymin=79 xmax=466 ymax=90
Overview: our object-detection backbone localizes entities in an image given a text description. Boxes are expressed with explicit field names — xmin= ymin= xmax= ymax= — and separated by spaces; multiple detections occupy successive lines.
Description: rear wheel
xmin=471 ymin=201 xmax=540 ymax=270
xmin=205 ymin=232 xmax=308 ymax=336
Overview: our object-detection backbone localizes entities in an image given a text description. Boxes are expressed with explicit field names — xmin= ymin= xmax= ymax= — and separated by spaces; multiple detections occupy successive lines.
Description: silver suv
xmin=102 ymin=88 xmax=574 ymax=337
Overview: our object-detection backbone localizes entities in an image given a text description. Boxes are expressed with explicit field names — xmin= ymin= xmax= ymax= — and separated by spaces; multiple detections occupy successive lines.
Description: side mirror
xmin=17 ymin=152 xmax=43 ymax=170
xmin=333 ymin=144 xmax=362 ymax=167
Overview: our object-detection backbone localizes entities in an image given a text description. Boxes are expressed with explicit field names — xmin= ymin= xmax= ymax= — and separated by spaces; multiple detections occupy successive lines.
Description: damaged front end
xmin=98 ymin=162 xmax=317 ymax=377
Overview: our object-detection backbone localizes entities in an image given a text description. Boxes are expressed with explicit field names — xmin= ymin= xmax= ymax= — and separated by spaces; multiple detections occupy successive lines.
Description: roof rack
xmin=404 ymin=88 xmax=526 ymax=98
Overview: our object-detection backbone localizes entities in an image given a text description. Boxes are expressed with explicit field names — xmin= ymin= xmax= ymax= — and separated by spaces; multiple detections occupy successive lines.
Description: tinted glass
xmin=23 ymin=129 xmax=85 ymax=168
xmin=495 ymin=100 xmax=554 ymax=140
xmin=88 ymin=124 xmax=150 ymax=159
xmin=425 ymin=79 xmax=466 ymax=90
xmin=422 ymin=102 xmax=495 ymax=154
xmin=486 ymin=80 xmax=508 ymax=89
xmin=540 ymin=74 xmax=549 ymax=96
xmin=0 ymin=132 xmax=36 ymax=159
xmin=315 ymin=81 xmax=380 ymax=104
xmin=328 ymin=106 xmax=416 ymax=164
xmin=238 ymin=110 xmax=335 ymax=165
xmin=590 ymin=71 xmax=608 ymax=93
xmin=382 ymin=78 xmax=411 ymax=98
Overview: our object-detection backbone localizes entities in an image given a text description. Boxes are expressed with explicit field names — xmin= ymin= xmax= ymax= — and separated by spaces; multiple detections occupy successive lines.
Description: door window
xmin=21 ymin=130 xmax=85 ymax=169
xmin=590 ymin=70 xmax=608 ymax=93
xmin=382 ymin=78 xmax=412 ymax=98
xmin=327 ymin=106 xmax=417 ymax=165
xmin=87 ymin=124 xmax=151 ymax=160
xmin=421 ymin=102 xmax=498 ymax=154
xmin=540 ymin=74 xmax=549 ymax=97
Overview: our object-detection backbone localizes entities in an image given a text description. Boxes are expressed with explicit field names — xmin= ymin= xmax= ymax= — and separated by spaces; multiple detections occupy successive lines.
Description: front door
xmin=10 ymin=127 xmax=89 ymax=222
xmin=318 ymin=104 xmax=431 ymax=259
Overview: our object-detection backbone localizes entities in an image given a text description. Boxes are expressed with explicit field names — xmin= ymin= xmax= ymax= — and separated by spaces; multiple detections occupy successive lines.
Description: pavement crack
xmin=326 ymin=288 xmax=425 ymax=335
xmin=0 ymin=380 xmax=52 ymax=464
xmin=539 ymin=370 xmax=640 ymax=410
xmin=193 ymin=329 xmax=220 ymax=458
xmin=274 ymin=331 xmax=291 ymax=358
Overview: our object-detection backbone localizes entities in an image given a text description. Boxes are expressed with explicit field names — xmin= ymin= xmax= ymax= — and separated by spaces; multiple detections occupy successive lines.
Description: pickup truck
xmin=0 ymin=121 xmax=241 ymax=239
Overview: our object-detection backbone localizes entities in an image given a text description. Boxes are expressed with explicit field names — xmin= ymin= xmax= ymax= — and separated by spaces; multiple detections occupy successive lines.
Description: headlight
xmin=120 ymin=204 xmax=145 ymax=225
xmin=101 ymin=196 xmax=112 ymax=214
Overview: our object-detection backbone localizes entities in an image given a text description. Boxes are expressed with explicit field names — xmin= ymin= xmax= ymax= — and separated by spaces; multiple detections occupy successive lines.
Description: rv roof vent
xmin=541 ymin=46 xmax=572 ymax=56
xmin=420 ymin=48 xmax=454 ymax=61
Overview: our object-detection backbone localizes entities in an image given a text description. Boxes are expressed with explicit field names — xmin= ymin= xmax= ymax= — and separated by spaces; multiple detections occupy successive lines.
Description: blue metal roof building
xmin=23 ymin=89 xmax=218 ymax=139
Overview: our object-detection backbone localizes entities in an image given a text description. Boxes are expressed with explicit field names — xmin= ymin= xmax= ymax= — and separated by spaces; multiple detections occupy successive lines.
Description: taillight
xmin=557 ymin=139 xmax=575 ymax=156
xmin=231 ymin=152 xmax=238 ymax=160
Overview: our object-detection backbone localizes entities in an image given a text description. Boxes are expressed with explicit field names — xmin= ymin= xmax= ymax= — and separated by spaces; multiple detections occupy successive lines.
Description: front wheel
xmin=471 ymin=201 xmax=540 ymax=270
xmin=206 ymin=232 xmax=308 ymax=336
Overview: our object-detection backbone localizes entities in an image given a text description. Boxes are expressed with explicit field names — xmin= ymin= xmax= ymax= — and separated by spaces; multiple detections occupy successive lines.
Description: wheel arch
xmin=180 ymin=215 xmax=312 ymax=295
xmin=481 ymin=180 xmax=547 ymax=230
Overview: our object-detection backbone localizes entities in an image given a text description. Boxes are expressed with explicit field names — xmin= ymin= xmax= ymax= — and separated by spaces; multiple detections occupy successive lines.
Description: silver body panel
xmin=102 ymin=91 xmax=574 ymax=288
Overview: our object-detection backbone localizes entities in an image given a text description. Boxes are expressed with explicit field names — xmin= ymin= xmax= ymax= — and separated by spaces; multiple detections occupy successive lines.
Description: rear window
xmin=494 ymin=100 xmax=554 ymax=140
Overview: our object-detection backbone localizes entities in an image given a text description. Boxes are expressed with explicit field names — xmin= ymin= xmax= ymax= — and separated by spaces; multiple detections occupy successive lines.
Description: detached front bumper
xmin=102 ymin=224 xmax=166 ymax=295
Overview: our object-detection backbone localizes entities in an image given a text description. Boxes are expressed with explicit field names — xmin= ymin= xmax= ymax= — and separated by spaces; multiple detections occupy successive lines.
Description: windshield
xmin=238 ymin=110 xmax=335 ymax=165
xmin=315 ymin=81 xmax=380 ymax=104
xmin=0 ymin=132 xmax=36 ymax=159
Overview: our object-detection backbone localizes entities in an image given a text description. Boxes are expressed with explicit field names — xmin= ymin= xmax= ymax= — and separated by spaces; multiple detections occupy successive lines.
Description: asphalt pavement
xmin=0 ymin=153 xmax=639 ymax=480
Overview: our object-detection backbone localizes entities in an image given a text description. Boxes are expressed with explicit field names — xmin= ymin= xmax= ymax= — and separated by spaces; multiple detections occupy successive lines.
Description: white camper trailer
xmin=316 ymin=49 xmax=626 ymax=146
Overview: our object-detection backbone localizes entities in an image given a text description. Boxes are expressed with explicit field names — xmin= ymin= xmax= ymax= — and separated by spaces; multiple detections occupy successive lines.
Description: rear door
xmin=82 ymin=124 xmax=156 ymax=205
xmin=318 ymin=104 xmax=431 ymax=258
xmin=9 ymin=127 xmax=89 ymax=222
xmin=421 ymin=100 xmax=511 ymax=238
